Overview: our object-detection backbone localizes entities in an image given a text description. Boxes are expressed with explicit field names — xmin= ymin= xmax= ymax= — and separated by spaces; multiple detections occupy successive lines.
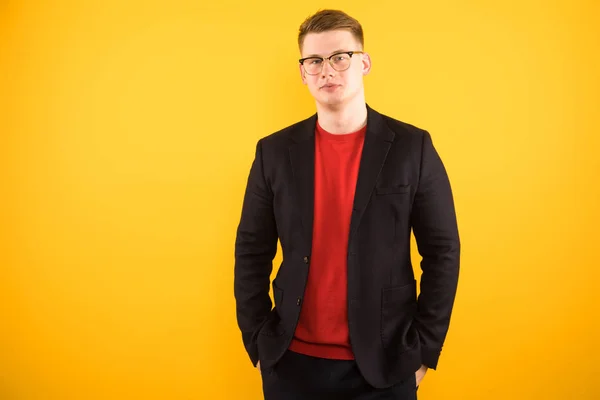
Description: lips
xmin=320 ymin=83 xmax=340 ymax=90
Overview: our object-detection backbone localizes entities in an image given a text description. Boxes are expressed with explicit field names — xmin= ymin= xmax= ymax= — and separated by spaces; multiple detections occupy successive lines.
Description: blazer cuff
xmin=421 ymin=346 xmax=441 ymax=370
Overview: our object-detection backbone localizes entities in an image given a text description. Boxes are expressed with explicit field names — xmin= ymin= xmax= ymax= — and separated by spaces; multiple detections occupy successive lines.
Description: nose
xmin=320 ymin=60 xmax=335 ymax=77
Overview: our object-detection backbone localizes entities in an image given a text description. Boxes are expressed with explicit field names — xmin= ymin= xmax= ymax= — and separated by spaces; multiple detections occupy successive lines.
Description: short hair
xmin=298 ymin=9 xmax=364 ymax=52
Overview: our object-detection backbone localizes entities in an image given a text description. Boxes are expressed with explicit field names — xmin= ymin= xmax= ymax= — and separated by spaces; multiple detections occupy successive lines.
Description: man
xmin=234 ymin=9 xmax=460 ymax=400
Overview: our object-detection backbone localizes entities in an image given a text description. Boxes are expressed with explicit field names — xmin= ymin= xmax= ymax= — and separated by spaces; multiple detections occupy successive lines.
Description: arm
xmin=410 ymin=130 xmax=460 ymax=370
xmin=234 ymin=139 xmax=278 ymax=367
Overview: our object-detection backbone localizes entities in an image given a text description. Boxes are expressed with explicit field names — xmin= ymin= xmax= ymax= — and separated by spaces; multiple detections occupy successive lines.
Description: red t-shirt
xmin=289 ymin=119 xmax=366 ymax=360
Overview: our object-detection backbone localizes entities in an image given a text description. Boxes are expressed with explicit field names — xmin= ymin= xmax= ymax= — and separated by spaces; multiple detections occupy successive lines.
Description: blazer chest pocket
xmin=375 ymin=184 xmax=410 ymax=195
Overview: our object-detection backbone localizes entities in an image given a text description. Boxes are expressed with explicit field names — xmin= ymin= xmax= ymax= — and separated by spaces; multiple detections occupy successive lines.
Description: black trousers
xmin=261 ymin=350 xmax=418 ymax=400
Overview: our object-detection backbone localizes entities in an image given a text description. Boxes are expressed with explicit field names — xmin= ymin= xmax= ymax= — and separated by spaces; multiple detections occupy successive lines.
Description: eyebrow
xmin=303 ymin=49 xmax=348 ymax=58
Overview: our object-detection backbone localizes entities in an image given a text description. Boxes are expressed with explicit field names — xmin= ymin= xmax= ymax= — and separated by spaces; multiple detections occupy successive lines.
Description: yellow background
xmin=1 ymin=0 xmax=599 ymax=399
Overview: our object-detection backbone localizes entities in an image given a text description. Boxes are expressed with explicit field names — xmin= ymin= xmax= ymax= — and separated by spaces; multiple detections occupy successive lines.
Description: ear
xmin=361 ymin=52 xmax=372 ymax=76
xmin=299 ymin=64 xmax=307 ymax=85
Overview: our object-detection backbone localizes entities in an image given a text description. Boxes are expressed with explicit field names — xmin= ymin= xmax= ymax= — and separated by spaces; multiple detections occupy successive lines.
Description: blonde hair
xmin=298 ymin=9 xmax=364 ymax=51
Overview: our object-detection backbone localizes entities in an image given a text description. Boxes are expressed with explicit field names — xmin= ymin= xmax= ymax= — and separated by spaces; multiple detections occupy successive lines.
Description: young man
xmin=234 ymin=9 xmax=460 ymax=400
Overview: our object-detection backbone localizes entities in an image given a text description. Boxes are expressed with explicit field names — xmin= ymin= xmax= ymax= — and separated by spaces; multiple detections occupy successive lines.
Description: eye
xmin=309 ymin=58 xmax=323 ymax=65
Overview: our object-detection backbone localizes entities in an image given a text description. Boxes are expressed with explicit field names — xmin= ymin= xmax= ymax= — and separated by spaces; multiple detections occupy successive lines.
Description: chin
xmin=318 ymin=94 xmax=346 ymax=106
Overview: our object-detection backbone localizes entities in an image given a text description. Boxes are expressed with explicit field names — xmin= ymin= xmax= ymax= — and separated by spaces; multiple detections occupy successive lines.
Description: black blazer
xmin=234 ymin=104 xmax=460 ymax=388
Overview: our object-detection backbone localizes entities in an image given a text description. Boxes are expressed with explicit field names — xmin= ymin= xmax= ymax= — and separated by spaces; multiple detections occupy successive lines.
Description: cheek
xmin=307 ymin=78 xmax=320 ymax=92
xmin=346 ymin=72 xmax=362 ymax=91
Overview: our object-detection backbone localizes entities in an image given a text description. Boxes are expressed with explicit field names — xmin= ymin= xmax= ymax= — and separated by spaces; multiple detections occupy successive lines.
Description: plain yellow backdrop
xmin=1 ymin=0 xmax=599 ymax=399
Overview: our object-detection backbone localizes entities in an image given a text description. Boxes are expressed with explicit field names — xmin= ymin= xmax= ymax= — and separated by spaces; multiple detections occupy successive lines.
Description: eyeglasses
xmin=299 ymin=51 xmax=364 ymax=75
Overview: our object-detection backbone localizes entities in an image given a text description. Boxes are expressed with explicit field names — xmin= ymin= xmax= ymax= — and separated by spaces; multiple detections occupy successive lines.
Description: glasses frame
xmin=299 ymin=51 xmax=364 ymax=75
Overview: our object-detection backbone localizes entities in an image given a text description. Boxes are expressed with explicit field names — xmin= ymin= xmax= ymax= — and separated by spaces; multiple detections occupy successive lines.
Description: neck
xmin=315 ymin=93 xmax=367 ymax=134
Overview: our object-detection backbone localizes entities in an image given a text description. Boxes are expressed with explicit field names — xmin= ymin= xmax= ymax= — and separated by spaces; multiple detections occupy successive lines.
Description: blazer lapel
xmin=289 ymin=114 xmax=317 ymax=252
xmin=349 ymin=105 xmax=395 ymax=238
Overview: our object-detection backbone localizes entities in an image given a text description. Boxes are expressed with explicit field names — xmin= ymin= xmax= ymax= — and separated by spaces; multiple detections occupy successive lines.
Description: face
xmin=299 ymin=30 xmax=371 ymax=109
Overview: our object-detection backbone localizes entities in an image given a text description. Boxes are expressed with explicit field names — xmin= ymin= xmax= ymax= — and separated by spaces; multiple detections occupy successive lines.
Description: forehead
xmin=301 ymin=30 xmax=361 ymax=57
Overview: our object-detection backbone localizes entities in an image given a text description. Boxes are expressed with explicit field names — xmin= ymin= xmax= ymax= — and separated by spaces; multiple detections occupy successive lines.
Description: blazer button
xmin=296 ymin=298 xmax=302 ymax=306
xmin=303 ymin=256 xmax=309 ymax=264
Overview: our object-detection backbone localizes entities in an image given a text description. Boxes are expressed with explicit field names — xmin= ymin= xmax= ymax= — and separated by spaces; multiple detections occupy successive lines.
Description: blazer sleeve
xmin=410 ymin=130 xmax=461 ymax=370
xmin=234 ymin=139 xmax=279 ymax=367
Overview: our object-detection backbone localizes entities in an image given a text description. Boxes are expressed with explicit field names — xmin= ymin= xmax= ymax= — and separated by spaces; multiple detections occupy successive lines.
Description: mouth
xmin=320 ymin=83 xmax=340 ymax=90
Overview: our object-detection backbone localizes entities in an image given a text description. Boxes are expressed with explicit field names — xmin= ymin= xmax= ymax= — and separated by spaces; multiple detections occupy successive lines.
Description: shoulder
xmin=258 ymin=114 xmax=316 ymax=148
xmin=377 ymin=110 xmax=430 ymax=140
xmin=366 ymin=106 xmax=433 ymax=152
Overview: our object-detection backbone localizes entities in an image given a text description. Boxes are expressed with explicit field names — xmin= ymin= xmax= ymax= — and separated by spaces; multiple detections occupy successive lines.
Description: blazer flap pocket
xmin=376 ymin=184 xmax=410 ymax=195
xmin=382 ymin=280 xmax=417 ymax=306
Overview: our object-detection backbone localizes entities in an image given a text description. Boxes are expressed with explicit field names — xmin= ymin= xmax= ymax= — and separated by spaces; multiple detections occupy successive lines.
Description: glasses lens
xmin=331 ymin=53 xmax=351 ymax=71
xmin=303 ymin=58 xmax=323 ymax=75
